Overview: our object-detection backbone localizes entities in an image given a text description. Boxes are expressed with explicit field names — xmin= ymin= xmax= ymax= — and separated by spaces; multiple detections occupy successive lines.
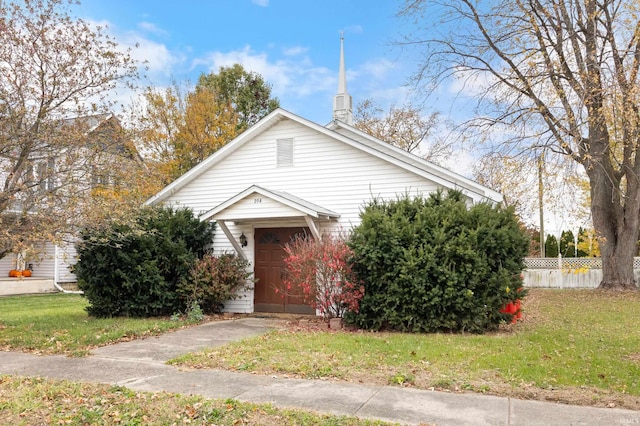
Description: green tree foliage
xmin=74 ymin=207 xmax=215 ymax=317
xmin=545 ymin=235 xmax=559 ymax=258
xmin=348 ymin=191 xmax=528 ymax=333
xmin=560 ymin=230 xmax=576 ymax=258
xmin=197 ymin=64 xmax=280 ymax=132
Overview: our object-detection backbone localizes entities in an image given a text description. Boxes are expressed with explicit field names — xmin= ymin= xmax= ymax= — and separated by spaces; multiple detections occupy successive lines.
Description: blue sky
xmin=73 ymin=0 xmax=589 ymax=233
xmin=77 ymin=0 xmax=419 ymax=125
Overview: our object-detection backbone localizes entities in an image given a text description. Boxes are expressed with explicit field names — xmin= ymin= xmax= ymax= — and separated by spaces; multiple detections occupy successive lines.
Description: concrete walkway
xmin=0 ymin=317 xmax=638 ymax=425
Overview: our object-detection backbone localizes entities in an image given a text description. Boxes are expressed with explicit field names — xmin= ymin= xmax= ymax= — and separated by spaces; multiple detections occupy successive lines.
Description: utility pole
xmin=538 ymin=153 xmax=545 ymax=257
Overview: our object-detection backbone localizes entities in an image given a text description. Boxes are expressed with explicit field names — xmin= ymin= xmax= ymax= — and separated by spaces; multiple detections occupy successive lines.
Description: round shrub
xmin=177 ymin=253 xmax=252 ymax=314
xmin=74 ymin=206 xmax=215 ymax=317
xmin=348 ymin=190 xmax=528 ymax=333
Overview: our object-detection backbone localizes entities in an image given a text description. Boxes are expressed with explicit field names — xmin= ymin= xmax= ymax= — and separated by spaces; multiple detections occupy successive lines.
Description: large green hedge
xmin=74 ymin=207 xmax=215 ymax=317
xmin=348 ymin=191 xmax=528 ymax=333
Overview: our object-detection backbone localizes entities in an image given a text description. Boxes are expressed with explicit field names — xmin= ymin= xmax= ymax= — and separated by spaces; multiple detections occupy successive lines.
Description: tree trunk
xmin=598 ymin=203 xmax=638 ymax=289
xmin=589 ymin=165 xmax=639 ymax=290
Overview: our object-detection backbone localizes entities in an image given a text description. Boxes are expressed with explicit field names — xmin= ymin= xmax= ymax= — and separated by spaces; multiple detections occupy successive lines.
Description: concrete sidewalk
xmin=0 ymin=317 xmax=638 ymax=425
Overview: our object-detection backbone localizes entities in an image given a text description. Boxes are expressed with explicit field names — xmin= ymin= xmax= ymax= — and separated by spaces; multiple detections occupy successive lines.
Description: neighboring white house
xmin=0 ymin=113 xmax=138 ymax=293
xmin=146 ymin=37 xmax=502 ymax=314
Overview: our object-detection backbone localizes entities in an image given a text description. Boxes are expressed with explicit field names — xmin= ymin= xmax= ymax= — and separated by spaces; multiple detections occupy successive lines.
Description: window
xmin=37 ymin=158 xmax=55 ymax=192
xmin=276 ymin=138 xmax=294 ymax=167
xmin=91 ymin=166 xmax=111 ymax=189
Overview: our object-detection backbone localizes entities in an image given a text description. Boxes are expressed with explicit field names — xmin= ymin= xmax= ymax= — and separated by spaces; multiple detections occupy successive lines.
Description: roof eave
xmin=145 ymin=110 xmax=287 ymax=206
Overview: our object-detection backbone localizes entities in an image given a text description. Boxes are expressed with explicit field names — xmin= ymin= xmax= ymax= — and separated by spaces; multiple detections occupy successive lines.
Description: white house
xmin=146 ymin=37 xmax=502 ymax=314
xmin=0 ymin=113 xmax=139 ymax=294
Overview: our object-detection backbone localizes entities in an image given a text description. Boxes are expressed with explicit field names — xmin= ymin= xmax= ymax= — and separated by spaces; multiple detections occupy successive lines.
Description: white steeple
xmin=333 ymin=33 xmax=353 ymax=125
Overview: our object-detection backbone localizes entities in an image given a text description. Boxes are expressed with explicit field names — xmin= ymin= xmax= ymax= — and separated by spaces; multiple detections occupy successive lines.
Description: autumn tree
xmin=132 ymin=84 xmax=184 ymax=190
xmin=577 ymin=227 xmax=600 ymax=257
xmin=0 ymin=0 xmax=138 ymax=260
xmin=474 ymin=152 xmax=590 ymax=231
xmin=353 ymin=99 xmax=449 ymax=164
xmin=131 ymin=83 xmax=238 ymax=186
xmin=172 ymin=87 xmax=237 ymax=177
xmin=132 ymin=64 xmax=278 ymax=186
xmin=473 ymin=155 xmax=538 ymax=217
xmin=399 ymin=0 xmax=640 ymax=289
xmin=197 ymin=64 xmax=280 ymax=132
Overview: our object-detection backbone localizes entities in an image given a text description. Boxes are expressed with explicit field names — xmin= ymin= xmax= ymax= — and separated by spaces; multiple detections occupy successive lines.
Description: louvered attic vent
xmin=276 ymin=138 xmax=294 ymax=167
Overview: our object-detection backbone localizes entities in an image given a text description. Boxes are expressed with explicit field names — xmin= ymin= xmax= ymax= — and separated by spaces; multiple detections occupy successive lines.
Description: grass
xmin=171 ymin=289 xmax=640 ymax=409
xmin=0 ymin=293 xmax=188 ymax=356
xmin=3 ymin=290 xmax=640 ymax=410
xmin=0 ymin=375 xmax=394 ymax=425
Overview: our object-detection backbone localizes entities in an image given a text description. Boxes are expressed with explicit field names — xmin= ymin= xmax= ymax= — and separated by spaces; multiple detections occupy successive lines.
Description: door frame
xmin=253 ymin=226 xmax=314 ymax=314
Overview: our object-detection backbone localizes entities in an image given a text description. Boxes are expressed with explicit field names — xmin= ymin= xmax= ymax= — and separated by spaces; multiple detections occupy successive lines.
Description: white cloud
xmin=354 ymin=58 xmax=397 ymax=81
xmin=86 ymin=19 xmax=186 ymax=80
xmin=341 ymin=25 xmax=364 ymax=35
xmin=137 ymin=21 xmax=168 ymax=37
xmin=125 ymin=33 xmax=186 ymax=78
xmin=440 ymin=149 xmax=476 ymax=178
xmin=282 ymin=46 xmax=308 ymax=56
xmin=252 ymin=0 xmax=269 ymax=6
xmin=193 ymin=45 xmax=335 ymax=101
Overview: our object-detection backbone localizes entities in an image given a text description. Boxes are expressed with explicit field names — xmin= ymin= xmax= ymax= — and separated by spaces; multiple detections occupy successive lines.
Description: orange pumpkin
xmin=8 ymin=269 xmax=18 ymax=277
xmin=22 ymin=269 xmax=32 ymax=278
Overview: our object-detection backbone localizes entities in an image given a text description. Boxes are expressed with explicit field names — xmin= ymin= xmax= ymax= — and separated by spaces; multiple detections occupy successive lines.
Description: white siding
xmin=162 ymin=118 xmax=444 ymax=313
xmin=0 ymin=255 xmax=15 ymax=275
xmin=165 ymin=118 xmax=440 ymax=220
xmin=56 ymin=242 xmax=78 ymax=283
xmin=216 ymin=196 xmax=303 ymax=220
xmin=0 ymin=243 xmax=55 ymax=279
xmin=0 ymin=242 xmax=77 ymax=282
xmin=33 ymin=243 xmax=56 ymax=279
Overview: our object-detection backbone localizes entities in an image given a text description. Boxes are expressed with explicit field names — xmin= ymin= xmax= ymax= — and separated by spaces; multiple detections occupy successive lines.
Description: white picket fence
xmin=522 ymin=257 xmax=640 ymax=288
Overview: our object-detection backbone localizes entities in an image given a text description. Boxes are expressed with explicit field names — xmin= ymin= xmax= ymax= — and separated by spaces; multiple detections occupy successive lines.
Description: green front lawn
xmin=3 ymin=290 xmax=640 ymax=409
xmin=171 ymin=289 xmax=640 ymax=409
xmin=0 ymin=294 xmax=186 ymax=356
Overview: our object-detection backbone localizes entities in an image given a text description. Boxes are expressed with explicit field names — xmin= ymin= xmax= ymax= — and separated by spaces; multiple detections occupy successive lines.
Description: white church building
xmin=146 ymin=37 xmax=502 ymax=313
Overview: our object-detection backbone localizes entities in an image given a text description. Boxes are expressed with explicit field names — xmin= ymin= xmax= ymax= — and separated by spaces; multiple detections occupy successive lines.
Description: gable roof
xmin=61 ymin=113 xmax=141 ymax=160
xmin=146 ymin=108 xmax=502 ymax=206
xmin=201 ymin=185 xmax=340 ymax=222
xmin=61 ymin=112 xmax=115 ymax=133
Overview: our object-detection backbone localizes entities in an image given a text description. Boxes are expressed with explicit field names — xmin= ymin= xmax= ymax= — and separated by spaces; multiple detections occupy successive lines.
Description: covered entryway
xmin=254 ymin=227 xmax=314 ymax=313
xmin=200 ymin=185 xmax=341 ymax=314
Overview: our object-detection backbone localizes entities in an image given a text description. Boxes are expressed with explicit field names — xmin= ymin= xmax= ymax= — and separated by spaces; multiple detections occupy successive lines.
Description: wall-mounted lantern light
xmin=239 ymin=232 xmax=248 ymax=247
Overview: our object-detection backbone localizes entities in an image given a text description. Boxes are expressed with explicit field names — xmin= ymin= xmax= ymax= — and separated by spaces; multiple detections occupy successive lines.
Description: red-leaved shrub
xmin=283 ymin=234 xmax=364 ymax=320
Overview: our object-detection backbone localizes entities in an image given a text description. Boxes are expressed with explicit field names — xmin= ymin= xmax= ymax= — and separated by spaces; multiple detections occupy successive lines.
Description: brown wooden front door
xmin=254 ymin=227 xmax=314 ymax=314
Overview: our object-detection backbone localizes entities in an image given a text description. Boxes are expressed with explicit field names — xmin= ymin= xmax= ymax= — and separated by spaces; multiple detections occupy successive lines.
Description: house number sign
xmin=254 ymin=198 xmax=262 ymax=203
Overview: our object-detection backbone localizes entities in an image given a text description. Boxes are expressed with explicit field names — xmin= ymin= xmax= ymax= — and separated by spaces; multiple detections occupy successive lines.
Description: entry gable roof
xmin=201 ymin=185 xmax=340 ymax=222
xmin=146 ymin=108 xmax=502 ymax=206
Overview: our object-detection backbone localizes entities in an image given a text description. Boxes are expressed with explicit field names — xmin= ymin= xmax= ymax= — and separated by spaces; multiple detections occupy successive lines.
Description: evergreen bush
xmin=560 ymin=230 xmax=576 ymax=257
xmin=545 ymin=235 xmax=559 ymax=257
xmin=74 ymin=207 xmax=215 ymax=317
xmin=348 ymin=190 xmax=528 ymax=333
